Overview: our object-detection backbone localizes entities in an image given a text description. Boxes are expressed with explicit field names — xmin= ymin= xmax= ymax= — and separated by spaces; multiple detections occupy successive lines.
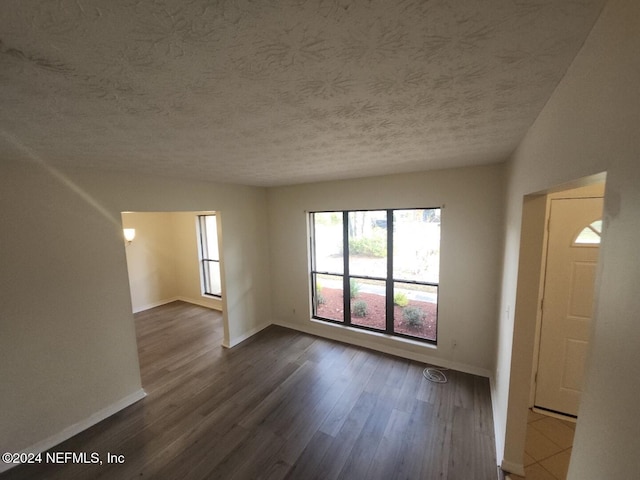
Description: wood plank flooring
xmin=2 ymin=301 xmax=497 ymax=479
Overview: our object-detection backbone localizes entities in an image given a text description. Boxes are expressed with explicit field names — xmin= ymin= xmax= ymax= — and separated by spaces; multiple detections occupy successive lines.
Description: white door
xmin=535 ymin=197 xmax=603 ymax=417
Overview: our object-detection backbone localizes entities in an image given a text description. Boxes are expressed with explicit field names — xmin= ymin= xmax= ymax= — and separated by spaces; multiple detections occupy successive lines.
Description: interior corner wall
xmin=122 ymin=211 xmax=179 ymax=312
xmin=267 ymin=163 xmax=505 ymax=376
xmin=0 ymin=164 xmax=270 ymax=460
xmin=494 ymin=0 xmax=640 ymax=477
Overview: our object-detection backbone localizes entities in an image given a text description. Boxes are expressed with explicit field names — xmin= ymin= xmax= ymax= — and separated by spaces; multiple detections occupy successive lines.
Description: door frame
xmin=501 ymin=173 xmax=606 ymax=476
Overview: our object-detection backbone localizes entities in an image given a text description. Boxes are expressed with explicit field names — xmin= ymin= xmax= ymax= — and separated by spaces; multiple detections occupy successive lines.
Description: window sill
xmin=202 ymin=293 xmax=222 ymax=299
xmin=310 ymin=318 xmax=437 ymax=350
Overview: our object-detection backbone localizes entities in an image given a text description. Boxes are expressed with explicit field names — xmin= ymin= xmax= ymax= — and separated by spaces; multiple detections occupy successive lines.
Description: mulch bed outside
xmin=316 ymin=288 xmax=436 ymax=341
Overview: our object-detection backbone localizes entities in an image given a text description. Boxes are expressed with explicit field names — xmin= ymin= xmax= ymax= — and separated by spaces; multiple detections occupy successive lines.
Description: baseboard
xmin=134 ymin=297 xmax=223 ymax=314
xmin=500 ymin=459 xmax=525 ymax=477
xmin=490 ymin=375 xmax=506 ymax=477
xmin=0 ymin=389 xmax=146 ymax=474
xmin=222 ymin=322 xmax=270 ymax=349
xmin=175 ymin=296 xmax=222 ymax=312
xmin=132 ymin=297 xmax=179 ymax=313
xmin=273 ymin=318 xmax=492 ymax=378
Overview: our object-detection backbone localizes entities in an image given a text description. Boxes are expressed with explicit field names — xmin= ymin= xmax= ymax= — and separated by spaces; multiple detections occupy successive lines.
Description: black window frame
xmin=310 ymin=208 xmax=440 ymax=344
xmin=198 ymin=214 xmax=222 ymax=298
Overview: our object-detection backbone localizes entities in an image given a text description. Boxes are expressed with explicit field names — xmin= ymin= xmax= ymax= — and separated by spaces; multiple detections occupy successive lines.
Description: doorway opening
xmin=533 ymin=195 xmax=603 ymax=418
xmin=530 ymin=183 xmax=605 ymax=419
xmin=120 ymin=210 xmax=225 ymax=314
xmin=510 ymin=176 xmax=606 ymax=479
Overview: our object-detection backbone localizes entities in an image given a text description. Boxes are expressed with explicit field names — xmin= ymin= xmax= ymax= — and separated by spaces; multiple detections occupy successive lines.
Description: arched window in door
xmin=573 ymin=219 xmax=602 ymax=245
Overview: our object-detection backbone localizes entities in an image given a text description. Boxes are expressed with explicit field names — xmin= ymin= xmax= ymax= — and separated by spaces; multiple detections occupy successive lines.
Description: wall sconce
xmin=123 ymin=228 xmax=136 ymax=245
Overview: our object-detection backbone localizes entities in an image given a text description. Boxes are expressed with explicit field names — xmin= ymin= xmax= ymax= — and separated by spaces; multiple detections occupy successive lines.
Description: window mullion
xmin=386 ymin=209 xmax=394 ymax=333
xmin=343 ymin=211 xmax=351 ymax=325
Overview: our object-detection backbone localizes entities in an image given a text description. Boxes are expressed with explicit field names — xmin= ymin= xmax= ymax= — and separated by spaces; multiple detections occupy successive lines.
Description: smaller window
xmin=198 ymin=214 xmax=222 ymax=297
xmin=574 ymin=220 xmax=602 ymax=245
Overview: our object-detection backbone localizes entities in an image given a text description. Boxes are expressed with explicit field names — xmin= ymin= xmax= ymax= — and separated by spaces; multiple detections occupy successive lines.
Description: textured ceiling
xmin=0 ymin=0 xmax=605 ymax=187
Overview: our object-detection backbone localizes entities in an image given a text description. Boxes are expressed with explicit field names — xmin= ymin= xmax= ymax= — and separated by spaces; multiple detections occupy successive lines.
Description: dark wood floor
xmin=3 ymin=301 xmax=497 ymax=480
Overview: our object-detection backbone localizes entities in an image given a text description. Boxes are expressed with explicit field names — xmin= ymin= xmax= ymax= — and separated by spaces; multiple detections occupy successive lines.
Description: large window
xmin=310 ymin=208 xmax=440 ymax=343
xmin=198 ymin=214 xmax=221 ymax=297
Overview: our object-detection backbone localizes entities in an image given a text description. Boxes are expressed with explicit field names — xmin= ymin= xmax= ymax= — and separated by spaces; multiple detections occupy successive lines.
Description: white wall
xmin=268 ymin=164 xmax=505 ymax=375
xmin=122 ymin=211 xmax=223 ymax=312
xmin=494 ymin=0 xmax=640 ymax=477
xmin=0 ymin=164 xmax=270 ymax=463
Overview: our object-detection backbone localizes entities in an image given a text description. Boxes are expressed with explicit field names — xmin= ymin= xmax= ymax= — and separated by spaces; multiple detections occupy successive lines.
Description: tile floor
xmin=507 ymin=410 xmax=576 ymax=480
